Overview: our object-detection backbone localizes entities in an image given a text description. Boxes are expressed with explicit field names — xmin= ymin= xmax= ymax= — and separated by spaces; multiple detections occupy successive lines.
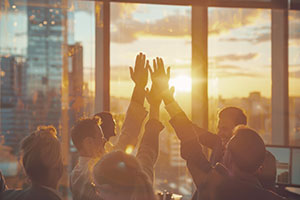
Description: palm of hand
xmin=130 ymin=53 xmax=148 ymax=88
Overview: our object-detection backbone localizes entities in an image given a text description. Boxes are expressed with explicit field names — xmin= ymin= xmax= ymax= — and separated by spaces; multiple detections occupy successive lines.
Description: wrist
xmin=132 ymin=86 xmax=146 ymax=105
xmin=134 ymin=83 xmax=146 ymax=90
xmin=162 ymin=90 xmax=174 ymax=105
xmin=149 ymin=105 xmax=160 ymax=120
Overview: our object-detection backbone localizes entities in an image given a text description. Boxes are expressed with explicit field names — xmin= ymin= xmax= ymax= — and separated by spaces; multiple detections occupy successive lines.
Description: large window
xmin=289 ymin=10 xmax=300 ymax=146
xmin=208 ymin=8 xmax=272 ymax=143
xmin=0 ymin=0 xmax=95 ymax=192
xmin=110 ymin=3 xmax=193 ymax=197
xmin=1 ymin=0 xmax=299 ymax=199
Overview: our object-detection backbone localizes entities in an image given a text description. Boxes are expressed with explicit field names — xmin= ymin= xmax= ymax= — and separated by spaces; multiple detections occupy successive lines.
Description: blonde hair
xmin=21 ymin=126 xmax=63 ymax=183
xmin=93 ymin=151 xmax=157 ymax=200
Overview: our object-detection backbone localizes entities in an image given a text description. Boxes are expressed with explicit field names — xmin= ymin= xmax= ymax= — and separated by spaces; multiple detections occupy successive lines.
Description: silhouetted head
xmin=71 ymin=117 xmax=106 ymax=158
xmin=217 ymin=107 xmax=247 ymax=145
xmin=20 ymin=126 xmax=63 ymax=188
xmin=93 ymin=151 xmax=156 ymax=200
xmin=257 ymin=151 xmax=277 ymax=189
xmin=94 ymin=112 xmax=116 ymax=141
xmin=223 ymin=126 xmax=266 ymax=175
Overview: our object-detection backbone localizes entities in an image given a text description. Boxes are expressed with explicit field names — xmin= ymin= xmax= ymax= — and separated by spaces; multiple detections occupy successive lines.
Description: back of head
xmin=258 ymin=151 xmax=277 ymax=189
xmin=94 ymin=112 xmax=115 ymax=140
xmin=93 ymin=151 xmax=156 ymax=200
xmin=219 ymin=107 xmax=247 ymax=127
xmin=71 ymin=117 xmax=101 ymax=152
xmin=227 ymin=126 xmax=266 ymax=173
xmin=21 ymin=126 xmax=63 ymax=184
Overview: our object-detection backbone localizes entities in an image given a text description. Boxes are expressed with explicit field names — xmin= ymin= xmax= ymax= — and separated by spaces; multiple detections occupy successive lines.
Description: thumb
xmin=145 ymin=87 xmax=150 ymax=94
xmin=170 ymin=86 xmax=175 ymax=96
xmin=129 ymin=67 xmax=134 ymax=80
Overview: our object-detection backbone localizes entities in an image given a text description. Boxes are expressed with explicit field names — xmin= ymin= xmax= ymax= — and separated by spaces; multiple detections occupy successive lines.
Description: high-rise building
xmin=0 ymin=56 xmax=28 ymax=152
xmin=26 ymin=0 xmax=65 ymax=131
xmin=68 ymin=42 xmax=83 ymax=123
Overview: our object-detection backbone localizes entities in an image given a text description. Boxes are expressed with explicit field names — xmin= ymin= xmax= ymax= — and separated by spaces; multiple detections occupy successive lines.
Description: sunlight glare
xmin=169 ymin=75 xmax=192 ymax=92
xmin=125 ymin=145 xmax=134 ymax=154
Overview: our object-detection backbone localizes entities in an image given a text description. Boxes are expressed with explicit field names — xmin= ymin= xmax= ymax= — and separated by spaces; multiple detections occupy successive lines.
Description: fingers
xmin=156 ymin=57 xmax=162 ymax=72
xmin=135 ymin=52 xmax=146 ymax=70
xmin=170 ymin=86 xmax=175 ymax=96
xmin=141 ymin=53 xmax=146 ymax=69
xmin=153 ymin=59 xmax=157 ymax=72
xmin=129 ymin=67 xmax=134 ymax=80
xmin=166 ymin=67 xmax=171 ymax=79
xmin=135 ymin=54 xmax=140 ymax=68
xmin=160 ymin=58 xmax=165 ymax=73
xmin=147 ymin=61 xmax=153 ymax=75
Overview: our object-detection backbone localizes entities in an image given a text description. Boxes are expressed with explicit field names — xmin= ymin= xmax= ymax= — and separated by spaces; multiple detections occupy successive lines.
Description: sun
xmin=169 ymin=75 xmax=192 ymax=92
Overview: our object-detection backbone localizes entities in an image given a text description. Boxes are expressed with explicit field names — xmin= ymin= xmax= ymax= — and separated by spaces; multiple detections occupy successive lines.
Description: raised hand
xmin=129 ymin=53 xmax=148 ymax=88
xmin=146 ymin=60 xmax=163 ymax=107
xmin=150 ymin=57 xmax=170 ymax=93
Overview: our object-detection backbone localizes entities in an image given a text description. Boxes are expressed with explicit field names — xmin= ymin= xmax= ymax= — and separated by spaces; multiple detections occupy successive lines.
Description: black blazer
xmin=1 ymin=185 xmax=62 ymax=200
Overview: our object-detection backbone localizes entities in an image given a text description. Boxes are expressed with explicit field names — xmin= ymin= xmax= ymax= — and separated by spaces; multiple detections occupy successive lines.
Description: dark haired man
xmin=194 ymin=106 xmax=247 ymax=166
xmin=94 ymin=111 xmax=116 ymax=141
xmin=154 ymin=57 xmax=286 ymax=200
xmin=70 ymin=53 xmax=153 ymax=200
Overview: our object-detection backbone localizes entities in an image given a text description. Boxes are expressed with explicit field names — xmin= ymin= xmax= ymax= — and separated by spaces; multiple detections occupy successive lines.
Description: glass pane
xmin=0 ymin=0 xmax=95 ymax=196
xmin=292 ymin=148 xmax=300 ymax=185
xmin=110 ymin=3 xmax=192 ymax=198
xmin=267 ymin=147 xmax=291 ymax=184
xmin=289 ymin=10 xmax=300 ymax=146
xmin=208 ymin=8 xmax=272 ymax=144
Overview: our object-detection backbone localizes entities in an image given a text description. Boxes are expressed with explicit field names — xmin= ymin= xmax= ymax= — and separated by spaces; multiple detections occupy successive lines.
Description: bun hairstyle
xmin=20 ymin=126 xmax=63 ymax=183
xmin=93 ymin=151 xmax=157 ymax=200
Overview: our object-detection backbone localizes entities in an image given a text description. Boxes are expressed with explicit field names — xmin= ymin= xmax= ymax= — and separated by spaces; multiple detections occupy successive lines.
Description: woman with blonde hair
xmin=1 ymin=126 xmax=63 ymax=200
xmin=93 ymin=151 xmax=157 ymax=200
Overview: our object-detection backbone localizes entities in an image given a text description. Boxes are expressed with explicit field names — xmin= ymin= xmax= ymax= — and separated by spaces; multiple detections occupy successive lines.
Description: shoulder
xmin=1 ymin=187 xmax=62 ymax=200
xmin=1 ymin=189 xmax=27 ymax=200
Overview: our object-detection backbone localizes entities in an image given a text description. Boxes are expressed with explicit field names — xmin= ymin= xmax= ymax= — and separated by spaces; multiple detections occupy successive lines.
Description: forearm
xmin=131 ymin=85 xmax=146 ymax=106
xmin=195 ymin=125 xmax=222 ymax=149
xmin=149 ymin=104 xmax=160 ymax=120
xmin=114 ymin=96 xmax=148 ymax=151
xmin=136 ymin=119 xmax=164 ymax=184
xmin=169 ymin=112 xmax=212 ymax=172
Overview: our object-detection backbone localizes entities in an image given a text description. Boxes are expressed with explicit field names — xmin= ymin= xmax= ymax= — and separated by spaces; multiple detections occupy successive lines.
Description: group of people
xmin=0 ymin=53 xmax=294 ymax=200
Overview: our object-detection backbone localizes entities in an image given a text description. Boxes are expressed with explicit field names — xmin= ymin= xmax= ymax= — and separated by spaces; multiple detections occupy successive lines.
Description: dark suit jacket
xmin=0 ymin=185 xmax=62 ymax=200
xmin=169 ymin=111 xmax=287 ymax=200
xmin=0 ymin=171 xmax=7 ymax=193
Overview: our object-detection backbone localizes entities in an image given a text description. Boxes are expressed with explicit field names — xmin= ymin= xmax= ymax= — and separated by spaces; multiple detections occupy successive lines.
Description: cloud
xmin=208 ymin=9 xmax=263 ymax=35
xmin=110 ymin=3 xmax=138 ymax=22
xmin=111 ymin=7 xmax=264 ymax=43
xmin=219 ymin=37 xmax=253 ymax=43
xmin=216 ymin=65 xmax=243 ymax=70
xmin=209 ymin=68 xmax=261 ymax=78
xmin=74 ymin=2 xmax=138 ymax=21
xmin=221 ymin=12 xmax=300 ymax=44
xmin=111 ymin=13 xmax=191 ymax=43
xmin=213 ymin=53 xmax=259 ymax=62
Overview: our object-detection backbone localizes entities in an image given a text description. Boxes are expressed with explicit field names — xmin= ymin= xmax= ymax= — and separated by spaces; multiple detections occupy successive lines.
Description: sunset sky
xmin=1 ymin=1 xmax=300 ymax=99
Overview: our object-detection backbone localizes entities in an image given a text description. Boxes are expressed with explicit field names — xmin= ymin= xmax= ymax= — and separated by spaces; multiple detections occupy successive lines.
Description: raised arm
xmin=136 ymin=60 xmax=164 ymax=184
xmin=114 ymin=53 xmax=149 ymax=151
xmin=151 ymin=57 xmax=212 ymax=187
xmin=193 ymin=124 xmax=223 ymax=165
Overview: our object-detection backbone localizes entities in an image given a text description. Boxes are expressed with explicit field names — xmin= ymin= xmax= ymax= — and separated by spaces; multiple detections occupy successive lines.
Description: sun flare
xmin=169 ymin=75 xmax=192 ymax=92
